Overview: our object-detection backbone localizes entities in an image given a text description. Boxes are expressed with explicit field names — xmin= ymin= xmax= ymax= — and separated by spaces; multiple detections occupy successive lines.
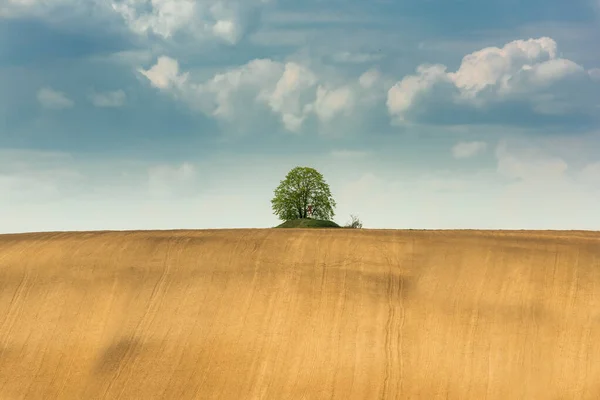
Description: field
xmin=1 ymin=229 xmax=599 ymax=399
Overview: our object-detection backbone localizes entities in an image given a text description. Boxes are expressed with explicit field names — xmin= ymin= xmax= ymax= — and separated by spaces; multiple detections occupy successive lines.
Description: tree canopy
xmin=271 ymin=167 xmax=336 ymax=221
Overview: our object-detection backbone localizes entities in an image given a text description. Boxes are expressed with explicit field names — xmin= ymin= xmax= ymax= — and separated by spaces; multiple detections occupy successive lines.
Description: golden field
xmin=1 ymin=229 xmax=599 ymax=399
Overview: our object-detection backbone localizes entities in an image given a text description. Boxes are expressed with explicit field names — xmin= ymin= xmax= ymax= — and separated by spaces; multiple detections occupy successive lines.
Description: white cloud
xmin=211 ymin=19 xmax=239 ymax=44
xmin=37 ymin=87 xmax=74 ymax=110
xmin=89 ymin=89 xmax=126 ymax=107
xmin=311 ymin=85 xmax=354 ymax=123
xmin=193 ymin=58 xmax=284 ymax=120
xmin=452 ymin=141 xmax=487 ymax=159
xmin=449 ymin=37 xmax=559 ymax=98
xmin=139 ymin=56 xmax=384 ymax=133
xmin=138 ymin=56 xmax=189 ymax=89
xmin=359 ymin=69 xmax=381 ymax=89
xmin=110 ymin=0 xmax=271 ymax=43
xmin=1 ymin=0 xmax=271 ymax=45
xmin=387 ymin=37 xmax=600 ymax=124
xmin=110 ymin=0 xmax=196 ymax=39
xmin=589 ymin=68 xmax=600 ymax=82
xmin=262 ymin=62 xmax=318 ymax=131
xmin=387 ymin=64 xmax=449 ymax=122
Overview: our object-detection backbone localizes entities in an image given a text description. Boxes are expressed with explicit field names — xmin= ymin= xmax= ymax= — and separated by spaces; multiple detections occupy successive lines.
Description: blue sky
xmin=1 ymin=0 xmax=600 ymax=232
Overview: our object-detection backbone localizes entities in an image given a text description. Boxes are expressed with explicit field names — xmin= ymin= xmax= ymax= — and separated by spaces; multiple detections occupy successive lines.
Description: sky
xmin=1 ymin=0 xmax=600 ymax=233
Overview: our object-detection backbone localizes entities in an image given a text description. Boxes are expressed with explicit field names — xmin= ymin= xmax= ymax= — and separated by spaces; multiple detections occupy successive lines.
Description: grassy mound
xmin=275 ymin=218 xmax=341 ymax=228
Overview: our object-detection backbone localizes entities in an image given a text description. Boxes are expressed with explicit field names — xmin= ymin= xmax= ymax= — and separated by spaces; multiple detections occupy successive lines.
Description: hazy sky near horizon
xmin=1 ymin=0 xmax=600 ymax=233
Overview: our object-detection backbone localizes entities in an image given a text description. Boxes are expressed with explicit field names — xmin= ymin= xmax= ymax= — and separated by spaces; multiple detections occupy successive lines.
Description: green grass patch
xmin=274 ymin=218 xmax=341 ymax=229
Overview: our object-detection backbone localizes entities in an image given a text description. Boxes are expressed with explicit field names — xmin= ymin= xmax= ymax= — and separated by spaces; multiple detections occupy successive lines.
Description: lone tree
xmin=271 ymin=166 xmax=336 ymax=221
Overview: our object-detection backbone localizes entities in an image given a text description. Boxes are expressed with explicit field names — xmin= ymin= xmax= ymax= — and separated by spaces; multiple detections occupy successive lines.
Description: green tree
xmin=271 ymin=166 xmax=336 ymax=221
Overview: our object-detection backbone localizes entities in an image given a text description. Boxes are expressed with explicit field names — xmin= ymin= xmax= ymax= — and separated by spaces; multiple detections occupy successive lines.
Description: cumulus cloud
xmin=110 ymin=0 xmax=272 ymax=43
xmin=262 ymin=62 xmax=318 ymax=131
xmin=1 ymin=0 xmax=271 ymax=45
xmin=110 ymin=0 xmax=196 ymax=39
xmin=358 ymin=69 xmax=381 ymax=89
xmin=387 ymin=64 xmax=449 ymax=123
xmin=139 ymin=56 xmax=384 ymax=133
xmin=37 ymin=87 xmax=74 ymax=110
xmin=211 ymin=19 xmax=238 ymax=43
xmin=190 ymin=58 xmax=284 ymax=123
xmin=310 ymin=85 xmax=354 ymax=123
xmin=452 ymin=141 xmax=487 ymax=159
xmin=138 ymin=56 xmax=189 ymax=90
xmin=387 ymin=37 xmax=600 ymax=125
xmin=89 ymin=89 xmax=126 ymax=107
xmin=449 ymin=37 xmax=560 ymax=98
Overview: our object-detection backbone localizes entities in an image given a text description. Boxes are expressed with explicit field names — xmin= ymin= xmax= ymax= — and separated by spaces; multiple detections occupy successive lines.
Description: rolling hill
xmin=1 ymin=228 xmax=599 ymax=399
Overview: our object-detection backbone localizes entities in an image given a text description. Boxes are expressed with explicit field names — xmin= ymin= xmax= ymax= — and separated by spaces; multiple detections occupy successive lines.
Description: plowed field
xmin=1 ymin=229 xmax=599 ymax=399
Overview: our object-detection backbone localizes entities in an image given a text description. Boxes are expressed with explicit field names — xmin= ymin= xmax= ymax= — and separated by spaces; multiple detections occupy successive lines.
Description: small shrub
xmin=344 ymin=214 xmax=363 ymax=229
